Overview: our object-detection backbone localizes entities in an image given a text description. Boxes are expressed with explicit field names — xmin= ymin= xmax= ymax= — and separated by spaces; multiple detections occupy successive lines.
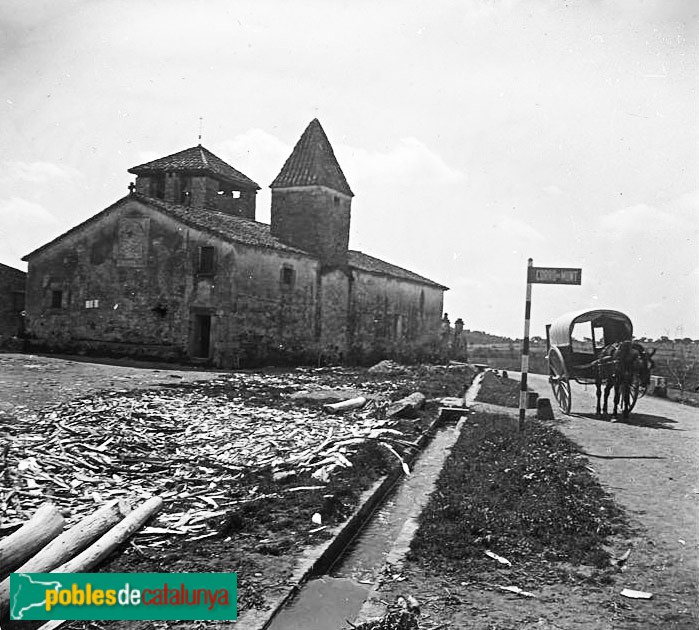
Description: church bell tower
xmin=270 ymin=119 xmax=354 ymax=268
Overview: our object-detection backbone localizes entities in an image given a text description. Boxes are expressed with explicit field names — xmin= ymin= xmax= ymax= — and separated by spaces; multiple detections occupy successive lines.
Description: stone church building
xmin=22 ymin=120 xmax=447 ymax=367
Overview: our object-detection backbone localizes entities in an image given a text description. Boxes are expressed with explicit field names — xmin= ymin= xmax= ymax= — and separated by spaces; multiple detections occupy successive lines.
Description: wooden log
xmin=51 ymin=496 xmax=163 ymax=574
xmin=0 ymin=503 xmax=64 ymax=578
xmin=0 ymin=500 xmax=129 ymax=618
xmin=386 ymin=392 xmax=426 ymax=419
xmin=323 ymin=396 xmax=367 ymax=414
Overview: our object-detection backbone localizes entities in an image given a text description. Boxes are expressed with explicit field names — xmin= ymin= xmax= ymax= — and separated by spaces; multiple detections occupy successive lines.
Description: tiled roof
xmin=348 ymin=251 xmax=448 ymax=290
xmin=129 ymin=145 xmax=260 ymax=190
xmin=23 ymin=195 xmax=310 ymax=260
xmin=271 ymin=119 xmax=353 ymax=196
xmin=142 ymin=197 xmax=308 ymax=254
xmin=22 ymin=197 xmax=447 ymax=291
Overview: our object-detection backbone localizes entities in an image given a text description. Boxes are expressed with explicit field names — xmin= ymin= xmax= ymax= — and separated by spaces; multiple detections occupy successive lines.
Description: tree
xmin=664 ymin=343 xmax=698 ymax=404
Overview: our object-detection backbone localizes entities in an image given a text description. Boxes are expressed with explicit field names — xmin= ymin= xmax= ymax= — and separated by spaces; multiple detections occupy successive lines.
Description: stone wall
xmin=319 ymin=268 xmax=350 ymax=361
xmin=270 ymin=186 xmax=351 ymax=267
xmin=215 ymin=190 xmax=256 ymax=220
xmin=134 ymin=174 xmax=256 ymax=219
xmin=24 ymin=198 xmax=319 ymax=366
xmin=221 ymin=242 xmax=319 ymax=367
xmin=23 ymin=197 xmax=447 ymax=367
xmin=0 ymin=263 xmax=26 ymax=339
xmin=348 ymin=270 xmax=444 ymax=363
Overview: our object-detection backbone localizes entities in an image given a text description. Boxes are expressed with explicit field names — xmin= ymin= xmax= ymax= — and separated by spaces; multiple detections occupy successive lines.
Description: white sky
xmin=1 ymin=0 xmax=697 ymax=339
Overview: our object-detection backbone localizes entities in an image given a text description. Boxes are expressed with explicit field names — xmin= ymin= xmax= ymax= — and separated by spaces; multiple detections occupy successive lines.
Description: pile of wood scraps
xmin=0 ymin=371 xmax=421 ymax=551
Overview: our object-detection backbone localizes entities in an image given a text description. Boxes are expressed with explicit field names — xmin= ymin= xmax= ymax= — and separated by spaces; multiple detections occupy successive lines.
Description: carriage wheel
xmin=548 ymin=347 xmax=572 ymax=414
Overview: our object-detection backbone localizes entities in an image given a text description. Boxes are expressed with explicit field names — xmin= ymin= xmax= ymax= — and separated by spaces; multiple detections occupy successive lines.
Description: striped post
xmin=519 ymin=258 xmax=533 ymax=431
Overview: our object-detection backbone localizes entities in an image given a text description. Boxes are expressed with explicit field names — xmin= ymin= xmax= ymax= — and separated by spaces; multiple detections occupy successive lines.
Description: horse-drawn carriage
xmin=545 ymin=309 xmax=654 ymax=418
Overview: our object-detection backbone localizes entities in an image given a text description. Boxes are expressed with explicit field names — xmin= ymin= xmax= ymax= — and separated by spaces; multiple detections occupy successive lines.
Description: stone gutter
xmin=235 ymin=372 xmax=480 ymax=630
xmin=351 ymin=371 xmax=484 ymax=626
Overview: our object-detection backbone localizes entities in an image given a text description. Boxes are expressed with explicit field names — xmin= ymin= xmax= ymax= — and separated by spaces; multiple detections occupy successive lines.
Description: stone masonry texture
xmin=0 ymin=263 xmax=26 ymax=339
xmin=270 ymin=187 xmax=351 ymax=268
xmin=23 ymin=195 xmax=444 ymax=366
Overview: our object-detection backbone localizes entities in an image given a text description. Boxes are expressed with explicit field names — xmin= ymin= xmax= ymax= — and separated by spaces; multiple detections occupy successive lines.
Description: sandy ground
xmin=0 ymin=353 xmax=225 ymax=416
xmin=366 ymin=377 xmax=698 ymax=629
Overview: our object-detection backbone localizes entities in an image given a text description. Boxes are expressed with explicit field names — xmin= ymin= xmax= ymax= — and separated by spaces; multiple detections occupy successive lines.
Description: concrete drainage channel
xmin=251 ymin=372 xmax=485 ymax=630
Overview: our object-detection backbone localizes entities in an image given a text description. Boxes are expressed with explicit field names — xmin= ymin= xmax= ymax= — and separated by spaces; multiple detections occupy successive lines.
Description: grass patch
xmin=474 ymin=370 xmax=523 ymax=407
xmin=409 ymin=413 xmax=627 ymax=584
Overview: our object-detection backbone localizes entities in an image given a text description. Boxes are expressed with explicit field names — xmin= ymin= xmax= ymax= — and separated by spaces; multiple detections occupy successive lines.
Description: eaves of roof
xmin=128 ymin=145 xmax=260 ymax=190
xmin=348 ymin=250 xmax=448 ymax=290
xmin=22 ymin=195 xmax=312 ymax=261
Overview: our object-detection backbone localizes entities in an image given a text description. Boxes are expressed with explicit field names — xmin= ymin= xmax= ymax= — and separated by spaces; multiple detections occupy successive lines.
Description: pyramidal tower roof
xmin=271 ymin=119 xmax=353 ymax=196
xmin=128 ymin=145 xmax=260 ymax=190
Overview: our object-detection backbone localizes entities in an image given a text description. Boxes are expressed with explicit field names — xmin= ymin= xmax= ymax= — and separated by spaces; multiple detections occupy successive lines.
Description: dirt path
xmin=527 ymin=374 xmax=699 ymax=628
xmin=363 ymin=377 xmax=698 ymax=629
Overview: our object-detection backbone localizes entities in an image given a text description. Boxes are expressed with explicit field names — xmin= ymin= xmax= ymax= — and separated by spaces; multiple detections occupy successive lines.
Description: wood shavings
xmin=1 ymin=368 xmax=421 ymax=553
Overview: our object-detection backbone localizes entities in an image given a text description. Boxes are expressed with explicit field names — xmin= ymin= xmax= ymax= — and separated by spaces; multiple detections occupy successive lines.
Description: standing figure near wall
xmin=453 ymin=317 xmax=464 ymax=356
xmin=440 ymin=313 xmax=451 ymax=361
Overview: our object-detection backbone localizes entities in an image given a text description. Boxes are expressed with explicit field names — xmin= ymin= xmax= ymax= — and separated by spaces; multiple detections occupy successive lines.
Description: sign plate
xmin=528 ymin=267 xmax=582 ymax=285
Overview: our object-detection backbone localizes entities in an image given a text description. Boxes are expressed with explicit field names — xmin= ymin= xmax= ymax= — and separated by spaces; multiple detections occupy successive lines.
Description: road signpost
xmin=527 ymin=267 xmax=582 ymax=285
xmin=519 ymin=259 xmax=582 ymax=430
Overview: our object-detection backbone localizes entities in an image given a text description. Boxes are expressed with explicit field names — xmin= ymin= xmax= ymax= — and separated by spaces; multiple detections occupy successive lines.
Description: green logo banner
xmin=9 ymin=573 xmax=237 ymax=621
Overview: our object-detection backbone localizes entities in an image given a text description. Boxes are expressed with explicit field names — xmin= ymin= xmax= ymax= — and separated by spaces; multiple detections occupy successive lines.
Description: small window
xmin=85 ymin=299 xmax=100 ymax=309
xmin=280 ymin=265 xmax=295 ymax=287
xmin=571 ymin=322 xmax=594 ymax=353
xmin=232 ymin=190 xmax=241 ymax=199
xmin=198 ymin=246 xmax=215 ymax=274
xmin=51 ymin=290 xmax=63 ymax=308
xmin=333 ymin=196 xmax=340 ymax=206
xmin=593 ymin=326 xmax=606 ymax=350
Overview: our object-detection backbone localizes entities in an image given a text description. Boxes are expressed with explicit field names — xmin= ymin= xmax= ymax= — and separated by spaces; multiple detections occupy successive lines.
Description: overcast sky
xmin=1 ymin=0 xmax=697 ymax=339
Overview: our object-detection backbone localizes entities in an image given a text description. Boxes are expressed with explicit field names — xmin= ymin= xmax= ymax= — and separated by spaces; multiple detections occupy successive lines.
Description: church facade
xmin=22 ymin=120 xmax=447 ymax=367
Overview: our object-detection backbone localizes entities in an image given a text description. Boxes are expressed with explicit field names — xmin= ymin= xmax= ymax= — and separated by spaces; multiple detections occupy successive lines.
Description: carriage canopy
xmin=547 ymin=309 xmax=633 ymax=349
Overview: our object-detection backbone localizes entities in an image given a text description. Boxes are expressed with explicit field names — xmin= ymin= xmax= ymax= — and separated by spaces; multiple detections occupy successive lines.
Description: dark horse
xmin=595 ymin=340 xmax=655 ymax=420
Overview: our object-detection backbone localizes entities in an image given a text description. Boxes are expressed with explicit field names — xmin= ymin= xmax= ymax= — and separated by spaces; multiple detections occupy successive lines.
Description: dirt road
xmin=527 ymin=373 xmax=699 ymax=627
